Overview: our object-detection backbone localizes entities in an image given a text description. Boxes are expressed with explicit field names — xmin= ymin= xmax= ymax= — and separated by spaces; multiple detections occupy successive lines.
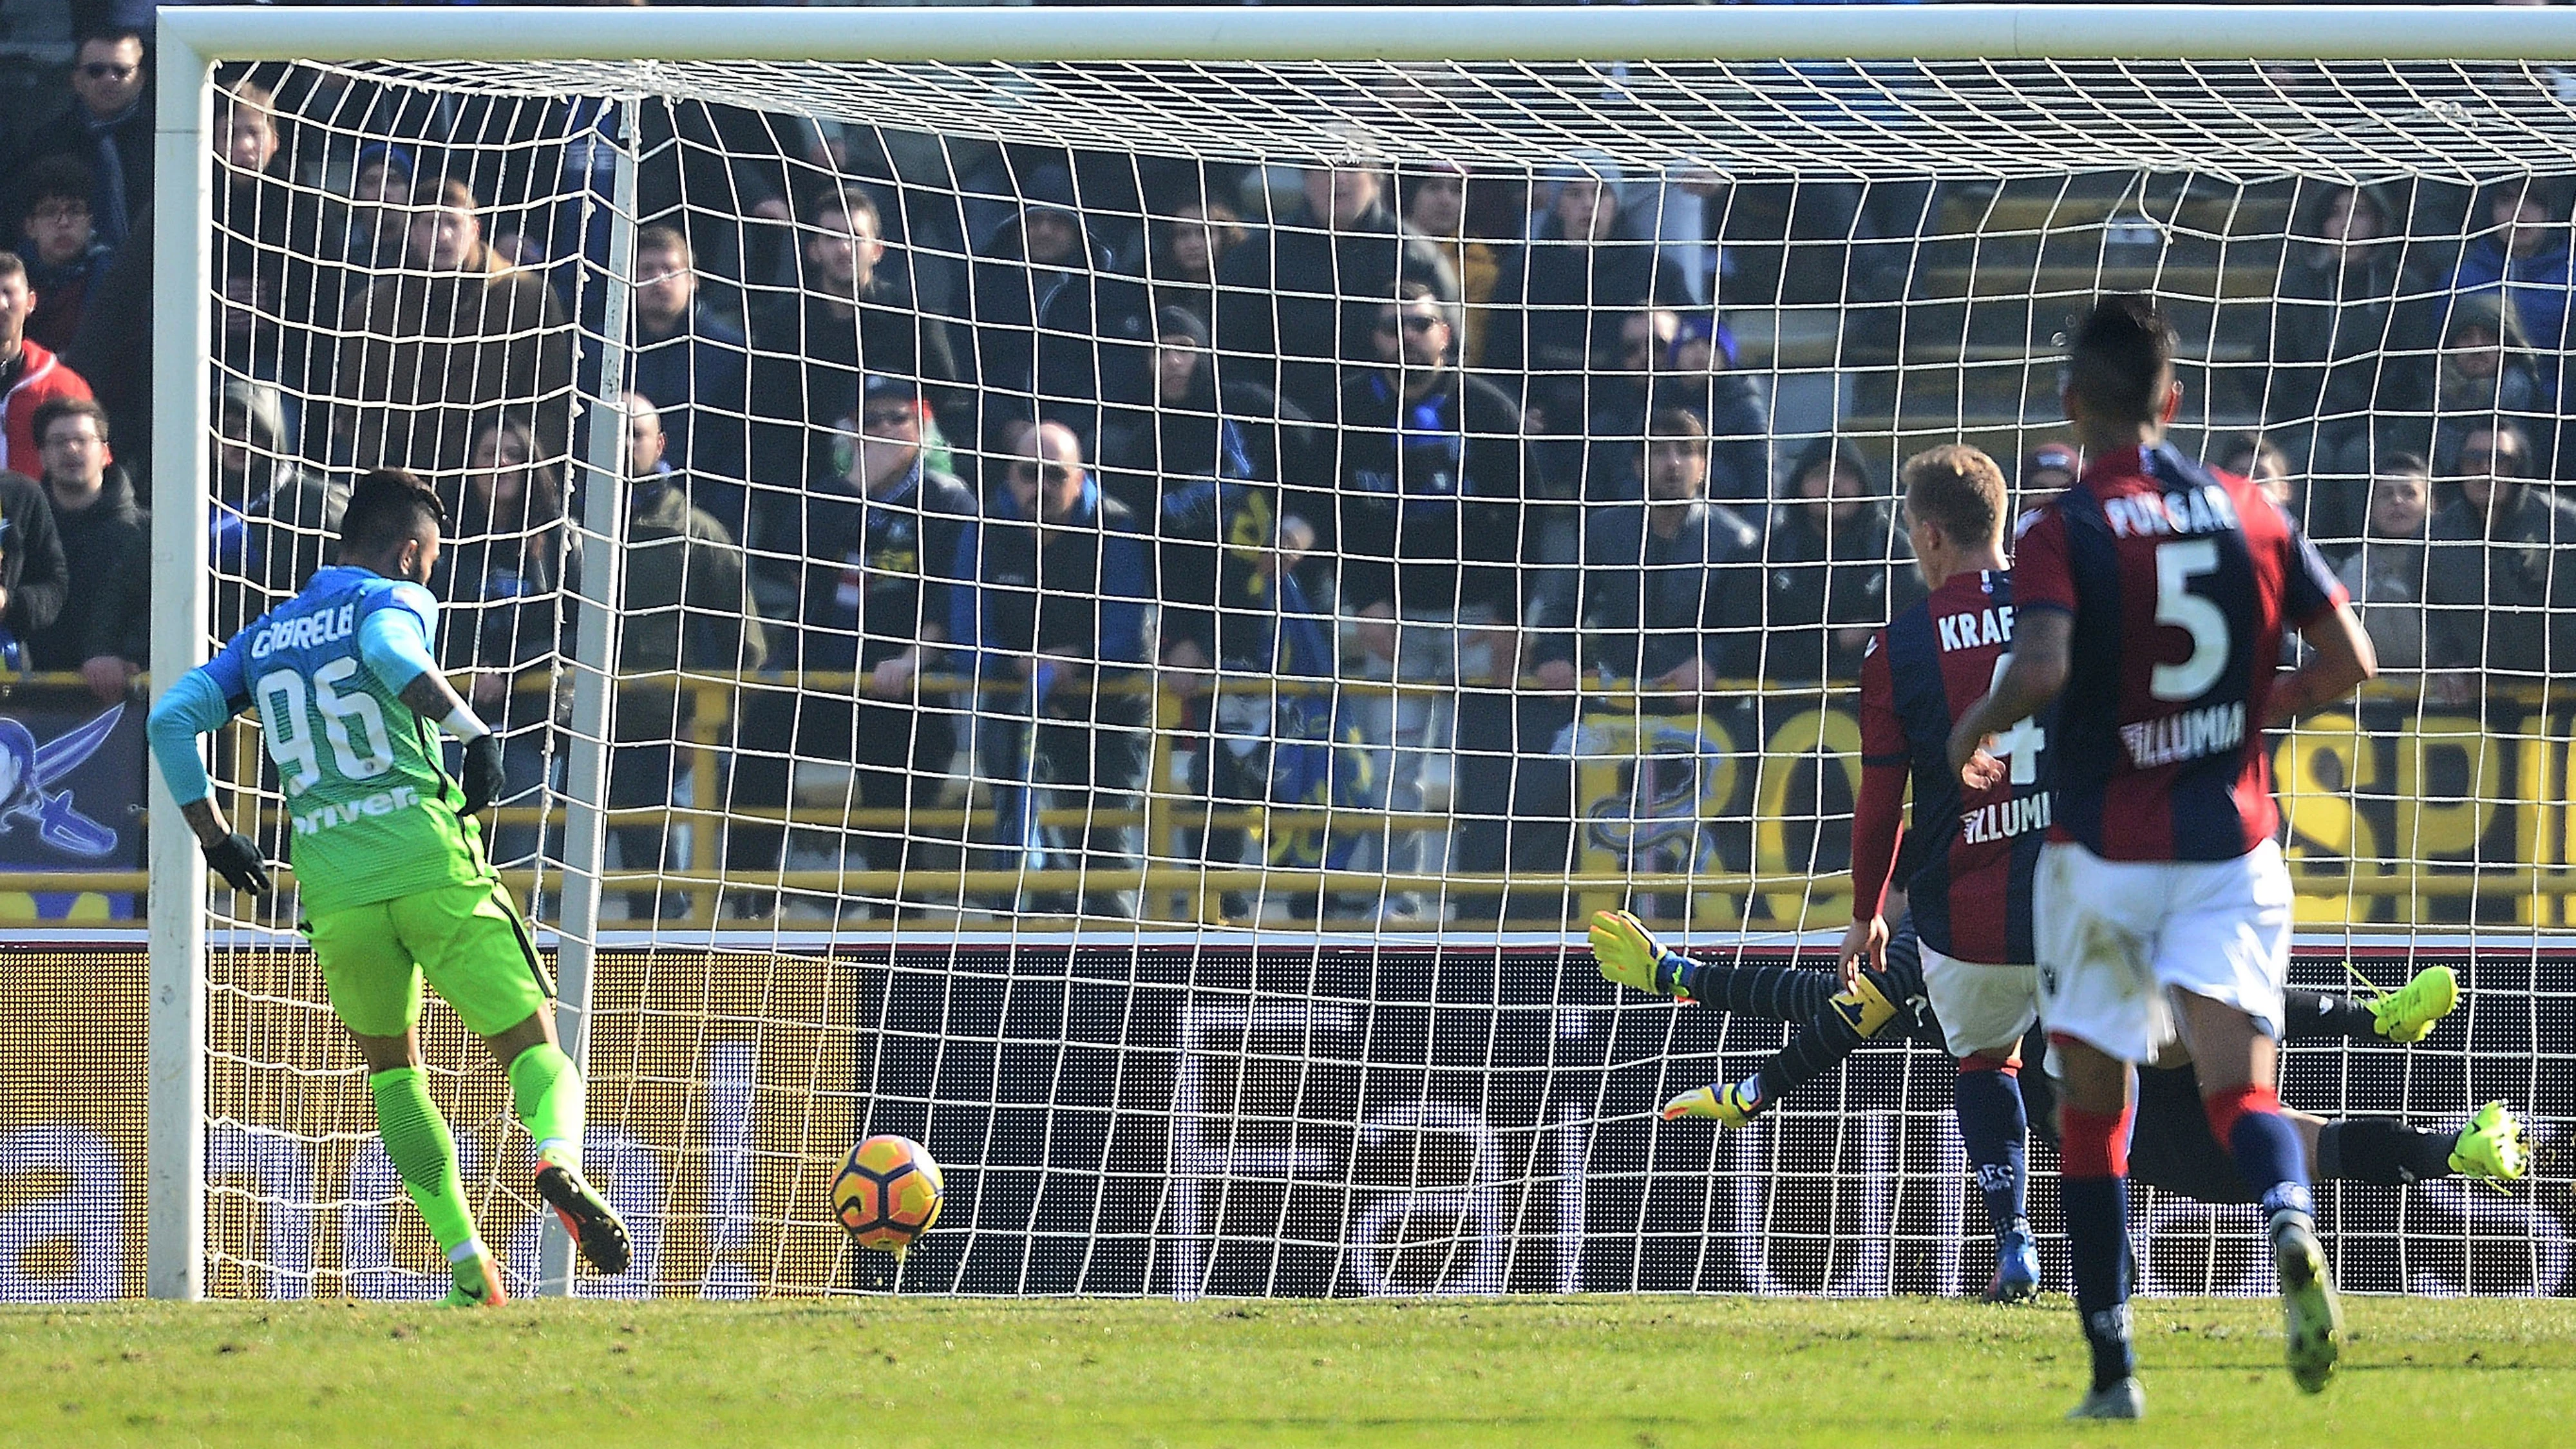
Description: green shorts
xmin=305 ymin=878 xmax=553 ymax=1039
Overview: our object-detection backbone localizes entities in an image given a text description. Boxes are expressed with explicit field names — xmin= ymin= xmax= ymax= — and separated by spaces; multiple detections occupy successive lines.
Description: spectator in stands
xmin=2334 ymin=454 xmax=2433 ymax=677
xmin=1488 ymin=165 xmax=1690 ymax=431
xmin=1539 ymin=408 xmax=1764 ymax=694
xmin=1141 ymin=189 xmax=1248 ymax=343
xmin=211 ymin=377 xmax=343 ymax=641
xmin=336 ymin=178 xmax=574 ymax=478
xmin=630 ymin=223 xmax=752 ymax=535
xmin=1580 ymin=308 xmax=1768 ymax=509
xmin=729 ymin=375 xmax=977 ymax=919
xmin=322 ymin=143 xmax=415 ymax=317
xmin=0 ymin=465 xmax=68 ymax=671
xmin=748 ymin=185 xmax=965 ymax=491
xmin=970 ymin=168 xmax=1152 ymax=443
xmin=951 ymin=421 xmax=1157 ymax=918
xmin=616 ymin=393 xmax=768 ymax=920
xmin=1760 ymin=437 xmax=1906 ymax=684
xmin=1334 ymin=283 xmax=1533 ymax=920
xmin=0 ymin=252 xmax=95 ymax=479
xmin=2444 ymin=178 xmax=2574 ymax=391
xmin=2381 ymin=290 xmax=2554 ymax=481
xmin=434 ymin=413 xmax=571 ymax=871
xmin=12 ymin=26 xmax=151 ymax=256
xmin=2424 ymin=420 xmax=2576 ymax=705
xmin=1094 ymin=306 xmax=1316 ymax=521
xmin=17 ymin=158 xmax=104 ymax=354
xmin=1651 ymin=312 xmax=1770 ymax=505
xmin=2272 ymin=181 xmax=2420 ymax=498
xmin=1213 ymin=162 xmax=1454 ymax=428
xmin=24 ymin=399 xmax=145 ymax=703
xmin=2217 ymin=431 xmax=2299 ymax=529
xmin=1397 ymin=164 xmax=1496 ymax=367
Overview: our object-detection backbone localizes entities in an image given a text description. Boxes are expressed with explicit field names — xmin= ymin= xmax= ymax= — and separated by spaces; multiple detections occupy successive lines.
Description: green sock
xmin=507 ymin=1043 xmax=586 ymax=1172
xmin=367 ymin=1066 xmax=479 ymax=1258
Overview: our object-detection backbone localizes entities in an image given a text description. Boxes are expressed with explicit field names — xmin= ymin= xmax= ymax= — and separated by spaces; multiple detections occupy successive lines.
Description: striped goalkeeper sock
xmin=507 ymin=1042 xmax=587 ymax=1171
xmin=368 ymin=1066 xmax=480 ymax=1258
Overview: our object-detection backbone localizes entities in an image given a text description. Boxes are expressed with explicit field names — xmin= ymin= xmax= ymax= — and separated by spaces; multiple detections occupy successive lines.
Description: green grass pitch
xmin=5 ymin=1296 xmax=2571 ymax=1447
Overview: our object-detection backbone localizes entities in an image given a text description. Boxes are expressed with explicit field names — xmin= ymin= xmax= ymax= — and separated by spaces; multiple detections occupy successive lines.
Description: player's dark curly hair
xmin=2067 ymin=294 xmax=2175 ymax=427
xmin=339 ymin=467 xmax=448 ymax=558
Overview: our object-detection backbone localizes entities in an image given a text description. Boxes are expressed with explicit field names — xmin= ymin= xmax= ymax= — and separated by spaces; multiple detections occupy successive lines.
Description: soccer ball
xmin=831 ymin=1134 xmax=943 ymax=1253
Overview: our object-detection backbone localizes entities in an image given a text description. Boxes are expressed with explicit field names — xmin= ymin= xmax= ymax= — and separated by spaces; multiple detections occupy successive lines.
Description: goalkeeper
xmin=1593 ymin=907 xmax=2527 ymax=1204
xmin=147 ymin=468 xmax=630 ymax=1306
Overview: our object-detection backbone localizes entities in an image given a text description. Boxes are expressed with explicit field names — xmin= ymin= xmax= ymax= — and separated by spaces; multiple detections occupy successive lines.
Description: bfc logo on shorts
xmin=0 ymin=703 xmax=126 ymax=858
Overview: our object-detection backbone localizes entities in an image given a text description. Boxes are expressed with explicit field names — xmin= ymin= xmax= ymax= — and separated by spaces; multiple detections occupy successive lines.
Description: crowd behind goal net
xmin=140 ymin=35 xmax=2576 ymax=1299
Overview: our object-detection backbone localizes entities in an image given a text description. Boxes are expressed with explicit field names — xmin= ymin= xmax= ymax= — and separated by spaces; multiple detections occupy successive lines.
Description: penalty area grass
xmin=3 ymin=1294 xmax=2572 ymax=1448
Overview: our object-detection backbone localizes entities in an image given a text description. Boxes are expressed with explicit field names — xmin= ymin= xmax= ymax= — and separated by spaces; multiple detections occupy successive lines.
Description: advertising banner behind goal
xmin=3 ymin=943 xmax=2568 ymax=1300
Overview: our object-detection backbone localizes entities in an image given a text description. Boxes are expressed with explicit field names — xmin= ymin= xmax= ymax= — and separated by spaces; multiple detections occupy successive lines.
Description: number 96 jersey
xmin=2011 ymin=444 xmax=2345 ymax=863
xmin=202 ymin=565 xmax=488 ymax=914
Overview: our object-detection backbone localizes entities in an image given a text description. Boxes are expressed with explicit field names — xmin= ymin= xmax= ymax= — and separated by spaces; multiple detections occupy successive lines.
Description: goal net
xmin=122 ymin=12 xmax=2576 ymax=1302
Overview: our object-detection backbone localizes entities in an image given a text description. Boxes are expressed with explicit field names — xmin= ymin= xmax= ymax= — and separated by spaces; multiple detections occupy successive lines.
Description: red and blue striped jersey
xmin=2011 ymin=444 xmax=2344 ymax=862
xmin=1859 ymin=569 xmax=2045 ymax=965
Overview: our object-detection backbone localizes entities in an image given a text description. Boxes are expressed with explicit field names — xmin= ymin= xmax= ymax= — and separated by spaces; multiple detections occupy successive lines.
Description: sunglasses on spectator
xmin=1012 ymin=461 xmax=1074 ymax=484
xmin=1376 ymin=313 xmax=1443 ymax=335
xmin=861 ymin=406 xmax=918 ymax=428
xmin=80 ymin=62 xmax=138 ymax=80
xmin=2459 ymin=447 xmax=2517 ymax=467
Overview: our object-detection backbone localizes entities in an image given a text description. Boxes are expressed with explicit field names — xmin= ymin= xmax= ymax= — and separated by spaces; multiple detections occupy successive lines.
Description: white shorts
xmin=2033 ymin=837 xmax=2293 ymax=1065
xmin=1918 ymin=942 xmax=2041 ymax=1059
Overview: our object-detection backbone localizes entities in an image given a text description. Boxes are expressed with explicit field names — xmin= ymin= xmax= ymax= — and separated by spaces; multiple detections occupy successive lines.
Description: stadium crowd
xmin=1 ymin=19 xmax=2571 ymax=920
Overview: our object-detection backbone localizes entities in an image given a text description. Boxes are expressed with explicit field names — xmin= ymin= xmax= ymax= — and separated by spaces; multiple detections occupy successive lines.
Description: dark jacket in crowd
xmin=1759 ymin=495 xmax=1909 ymax=685
xmin=433 ymin=482 xmax=571 ymax=733
xmin=747 ymin=273 xmax=963 ymax=490
xmin=971 ymin=209 xmax=1153 ymax=433
xmin=2424 ymin=482 xmax=2576 ymax=683
xmin=632 ymin=299 xmax=753 ymax=517
xmin=1211 ymin=198 xmax=1454 ymax=428
xmin=14 ymin=95 xmax=151 ymax=253
xmin=614 ymin=468 xmax=767 ymax=742
xmin=28 ymin=463 xmax=147 ymax=671
xmin=2271 ymin=185 xmax=2421 ymax=443
xmin=0 ymin=469 xmax=68 ymax=654
xmin=212 ymin=377 xmax=346 ymax=640
xmin=756 ymin=458 xmax=978 ymax=674
xmin=24 ymin=240 xmax=109 ymax=355
xmin=1093 ymin=311 xmax=1319 ymax=519
xmin=1546 ymin=498 xmax=1765 ymax=683
xmin=1488 ymin=214 xmax=1689 ymax=419
xmin=949 ymin=480 xmax=1155 ymax=726
xmin=1330 ymin=366 xmax=1533 ymax=621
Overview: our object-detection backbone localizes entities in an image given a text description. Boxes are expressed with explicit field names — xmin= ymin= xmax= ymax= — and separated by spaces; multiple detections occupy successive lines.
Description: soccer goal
xmin=130 ymin=5 xmax=2576 ymax=1303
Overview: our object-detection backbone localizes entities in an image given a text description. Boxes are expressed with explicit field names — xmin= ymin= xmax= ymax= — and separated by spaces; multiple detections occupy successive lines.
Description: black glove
xmin=461 ymin=734 xmax=507 ymax=815
xmin=202 ymin=832 xmax=272 ymax=896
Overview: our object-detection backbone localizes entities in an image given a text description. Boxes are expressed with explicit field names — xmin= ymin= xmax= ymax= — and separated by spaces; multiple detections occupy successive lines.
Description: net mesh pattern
xmin=140 ymin=50 xmax=2576 ymax=1300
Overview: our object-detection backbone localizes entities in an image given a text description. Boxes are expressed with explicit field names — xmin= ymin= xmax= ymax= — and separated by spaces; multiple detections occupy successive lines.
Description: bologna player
xmin=1591 ymin=907 xmax=2524 ymax=1203
xmin=1947 ymin=297 xmax=2376 ymax=1415
xmin=147 ymin=469 xmax=630 ymax=1305
xmin=1618 ymin=442 xmax=2056 ymax=1301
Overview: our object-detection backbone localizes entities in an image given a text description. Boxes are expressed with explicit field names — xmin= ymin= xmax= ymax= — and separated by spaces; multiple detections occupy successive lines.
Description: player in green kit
xmin=147 ymin=468 xmax=629 ymax=1305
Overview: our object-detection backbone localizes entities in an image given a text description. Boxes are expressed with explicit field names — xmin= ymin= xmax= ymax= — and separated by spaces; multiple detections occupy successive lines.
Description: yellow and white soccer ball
xmin=831 ymin=1133 xmax=943 ymax=1254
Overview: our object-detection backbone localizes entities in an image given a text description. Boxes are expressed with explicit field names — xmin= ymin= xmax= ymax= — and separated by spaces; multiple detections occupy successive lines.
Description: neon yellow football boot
xmin=2448 ymin=1101 xmax=2529 ymax=1182
xmin=2367 ymin=963 xmax=2458 ymax=1044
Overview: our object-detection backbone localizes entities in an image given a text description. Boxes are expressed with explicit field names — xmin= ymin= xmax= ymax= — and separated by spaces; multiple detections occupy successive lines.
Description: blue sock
xmin=1953 ymin=1064 xmax=2028 ymax=1237
xmin=2226 ymin=1108 xmax=2315 ymax=1222
xmin=2063 ymin=1175 xmax=2136 ymax=1390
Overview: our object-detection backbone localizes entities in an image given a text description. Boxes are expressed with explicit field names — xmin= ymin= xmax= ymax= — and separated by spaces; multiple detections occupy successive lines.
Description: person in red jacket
xmin=0 ymin=252 xmax=95 ymax=477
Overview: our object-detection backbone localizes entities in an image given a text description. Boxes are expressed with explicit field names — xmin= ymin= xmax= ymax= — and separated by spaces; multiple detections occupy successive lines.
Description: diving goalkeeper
xmin=1593 ymin=907 xmax=2526 ymax=1203
xmin=147 ymin=468 xmax=629 ymax=1306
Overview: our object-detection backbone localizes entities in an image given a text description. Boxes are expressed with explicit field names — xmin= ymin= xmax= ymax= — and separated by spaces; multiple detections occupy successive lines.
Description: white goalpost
xmin=135 ymin=5 xmax=2576 ymax=1303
